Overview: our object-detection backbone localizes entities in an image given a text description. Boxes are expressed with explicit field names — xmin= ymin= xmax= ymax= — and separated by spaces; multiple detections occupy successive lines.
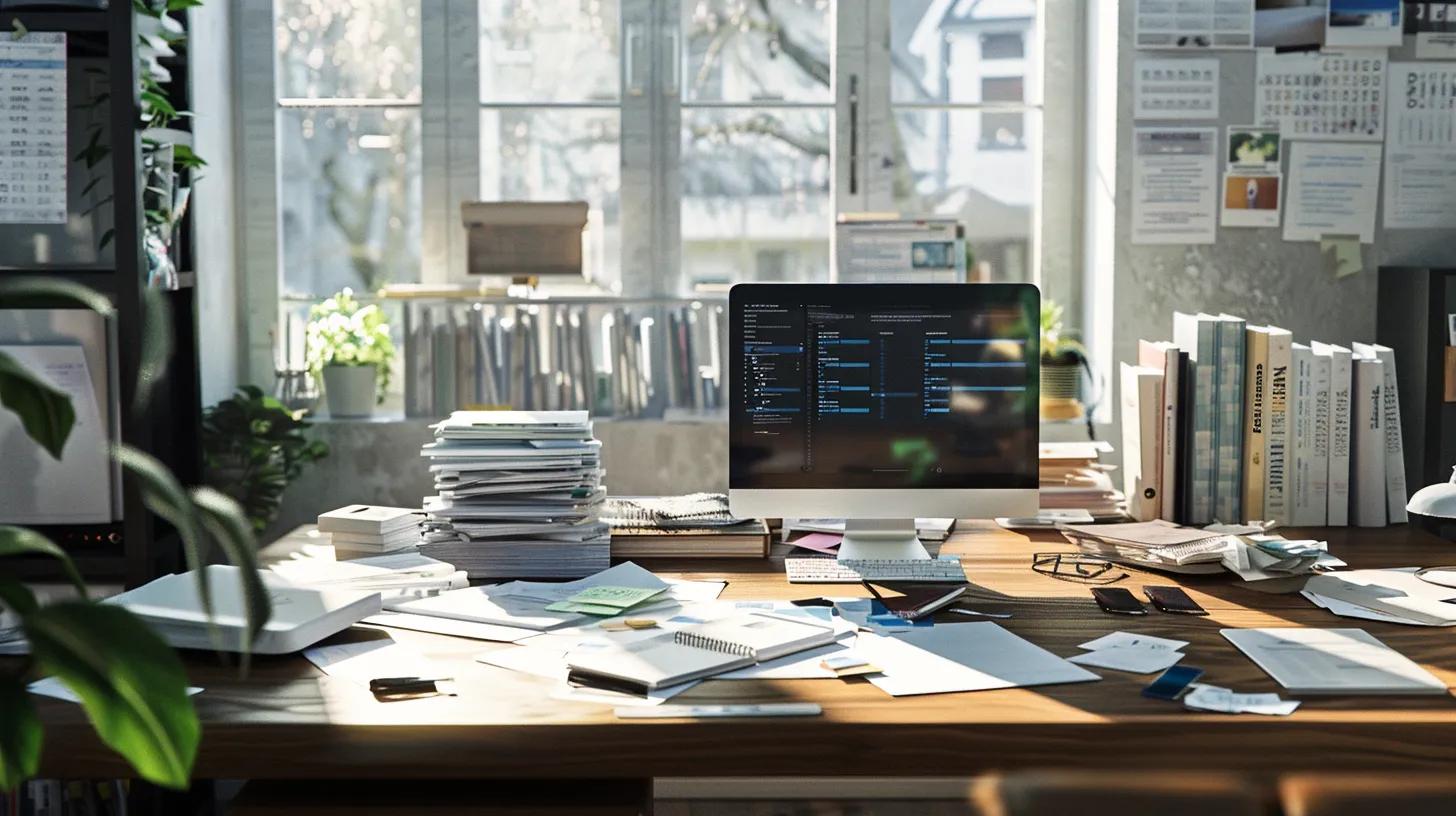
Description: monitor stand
xmin=836 ymin=519 xmax=931 ymax=561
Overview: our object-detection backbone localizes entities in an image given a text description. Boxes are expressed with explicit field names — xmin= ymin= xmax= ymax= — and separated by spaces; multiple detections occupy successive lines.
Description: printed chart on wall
xmin=1132 ymin=127 xmax=1219 ymax=245
xmin=1255 ymin=49 xmax=1387 ymax=140
xmin=1383 ymin=62 xmax=1456 ymax=228
xmin=1135 ymin=0 xmax=1256 ymax=49
xmin=1407 ymin=1 xmax=1456 ymax=58
xmin=0 ymin=33 xmax=67 ymax=224
xmin=1134 ymin=58 xmax=1221 ymax=119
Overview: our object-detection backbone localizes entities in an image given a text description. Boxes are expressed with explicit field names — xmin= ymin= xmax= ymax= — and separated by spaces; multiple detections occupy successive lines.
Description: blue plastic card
xmin=1141 ymin=665 xmax=1205 ymax=701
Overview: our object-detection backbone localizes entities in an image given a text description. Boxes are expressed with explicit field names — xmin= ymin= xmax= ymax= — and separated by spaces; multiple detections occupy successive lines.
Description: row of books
xmin=1122 ymin=313 xmax=1408 ymax=528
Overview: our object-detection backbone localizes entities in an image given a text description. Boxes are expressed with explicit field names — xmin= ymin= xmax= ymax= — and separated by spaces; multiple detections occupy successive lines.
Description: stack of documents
xmin=418 ymin=411 xmax=609 ymax=578
xmin=1038 ymin=441 xmax=1126 ymax=519
xmin=1059 ymin=520 xmax=1340 ymax=580
xmin=268 ymin=550 xmax=468 ymax=602
xmin=316 ymin=505 xmax=422 ymax=557
xmin=1303 ymin=569 xmax=1456 ymax=626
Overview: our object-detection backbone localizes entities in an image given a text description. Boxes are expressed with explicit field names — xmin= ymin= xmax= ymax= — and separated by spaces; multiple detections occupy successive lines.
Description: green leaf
xmin=24 ymin=603 xmax=199 ymax=788
xmin=98 ymin=229 xmax=115 ymax=251
xmin=134 ymin=286 xmax=173 ymax=414
xmin=0 ymin=527 xmax=87 ymax=599
xmin=0 ymin=676 xmax=42 ymax=792
xmin=113 ymin=446 xmax=210 ymax=615
xmin=0 ymin=352 xmax=76 ymax=460
xmin=190 ymin=488 xmax=270 ymax=664
xmin=0 ymin=576 xmax=38 ymax=618
xmin=167 ymin=0 xmax=205 ymax=9
xmin=0 ymin=278 xmax=115 ymax=316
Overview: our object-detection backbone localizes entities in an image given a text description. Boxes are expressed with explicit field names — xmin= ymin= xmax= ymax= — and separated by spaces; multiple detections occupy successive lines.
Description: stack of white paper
xmin=1303 ymin=569 xmax=1456 ymax=627
xmin=316 ymin=505 xmax=423 ymax=556
xmin=418 ymin=411 xmax=609 ymax=578
xmin=269 ymin=550 xmax=468 ymax=602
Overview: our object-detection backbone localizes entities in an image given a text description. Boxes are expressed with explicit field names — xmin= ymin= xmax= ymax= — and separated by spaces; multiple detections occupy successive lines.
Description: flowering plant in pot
xmin=305 ymin=289 xmax=395 ymax=418
xmin=1039 ymin=299 xmax=1089 ymax=422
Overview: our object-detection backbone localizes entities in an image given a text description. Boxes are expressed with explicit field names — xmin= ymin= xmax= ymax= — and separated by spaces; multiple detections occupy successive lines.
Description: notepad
xmin=565 ymin=612 xmax=836 ymax=692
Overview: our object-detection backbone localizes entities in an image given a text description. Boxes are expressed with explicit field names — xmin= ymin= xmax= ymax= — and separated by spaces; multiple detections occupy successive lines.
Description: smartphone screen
xmin=1142 ymin=665 xmax=1205 ymax=700
xmin=1145 ymin=585 xmax=1208 ymax=615
xmin=1091 ymin=586 xmax=1147 ymax=615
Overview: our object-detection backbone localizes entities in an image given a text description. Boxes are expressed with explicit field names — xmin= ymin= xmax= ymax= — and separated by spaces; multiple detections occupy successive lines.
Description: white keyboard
xmin=784 ymin=557 xmax=968 ymax=584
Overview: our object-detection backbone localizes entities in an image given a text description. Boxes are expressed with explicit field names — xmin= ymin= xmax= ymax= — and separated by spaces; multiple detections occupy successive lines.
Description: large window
xmin=242 ymin=0 xmax=1059 ymax=380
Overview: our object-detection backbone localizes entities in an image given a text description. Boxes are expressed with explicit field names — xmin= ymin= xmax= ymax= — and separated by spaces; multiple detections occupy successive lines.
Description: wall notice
xmin=1132 ymin=127 xmax=1219 ymax=245
xmin=1383 ymin=61 xmax=1456 ymax=228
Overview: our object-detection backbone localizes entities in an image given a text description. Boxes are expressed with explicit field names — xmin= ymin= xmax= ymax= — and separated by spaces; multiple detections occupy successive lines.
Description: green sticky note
xmin=1320 ymin=235 xmax=1363 ymax=279
xmin=565 ymin=585 xmax=667 ymax=609
xmin=545 ymin=600 xmax=626 ymax=616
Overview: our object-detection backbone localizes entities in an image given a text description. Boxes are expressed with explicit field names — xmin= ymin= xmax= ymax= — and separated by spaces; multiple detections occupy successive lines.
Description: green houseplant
xmin=305 ymin=289 xmax=395 ymax=418
xmin=1040 ymin=299 xmax=1089 ymax=422
xmin=202 ymin=386 xmax=329 ymax=533
xmin=0 ymin=278 xmax=269 ymax=793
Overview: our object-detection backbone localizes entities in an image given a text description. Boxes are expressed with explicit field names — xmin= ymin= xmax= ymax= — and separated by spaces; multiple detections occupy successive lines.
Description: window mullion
xmin=238 ymin=0 xmax=281 ymax=389
xmin=654 ymin=0 xmax=681 ymax=297
xmin=618 ymin=0 xmax=657 ymax=296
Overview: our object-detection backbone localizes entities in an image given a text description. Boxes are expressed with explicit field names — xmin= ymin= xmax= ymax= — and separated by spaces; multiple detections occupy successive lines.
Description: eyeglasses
xmin=1032 ymin=552 xmax=1128 ymax=584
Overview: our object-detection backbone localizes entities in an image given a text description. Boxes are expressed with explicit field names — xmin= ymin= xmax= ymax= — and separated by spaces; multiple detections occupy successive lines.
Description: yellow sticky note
xmin=1320 ymin=235 xmax=1363 ymax=279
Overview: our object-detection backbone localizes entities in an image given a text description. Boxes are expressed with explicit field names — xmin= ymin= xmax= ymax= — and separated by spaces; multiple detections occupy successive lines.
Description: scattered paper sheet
xmin=715 ymin=639 xmax=854 ymax=680
xmin=790 ymin=532 xmax=842 ymax=554
xmin=1069 ymin=646 xmax=1185 ymax=674
xmin=551 ymin=677 xmax=699 ymax=707
xmin=856 ymin=623 xmax=1100 ymax=697
xmin=1132 ymin=127 xmax=1219 ymax=245
xmin=1383 ymin=62 xmax=1456 ymax=229
xmin=29 ymin=677 xmax=203 ymax=704
xmin=1183 ymin=683 xmax=1300 ymax=716
xmin=361 ymin=612 xmax=538 ymax=642
xmin=1135 ymin=0 xmax=1254 ymax=49
xmin=1080 ymin=632 xmax=1189 ymax=652
xmin=1256 ymin=50 xmax=1386 ymax=141
xmin=1134 ymin=58 xmax=1220 ymax=119
xmin=1283 ymin=141 xmax=1382 ymax=243
xmin=304 ymin=638 xmax=446 ymax=688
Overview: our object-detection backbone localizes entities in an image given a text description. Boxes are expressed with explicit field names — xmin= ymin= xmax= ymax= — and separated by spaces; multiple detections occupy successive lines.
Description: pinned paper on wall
xmin=1135 ymin=0 xmax=1255 ymax=49
xmin=1221 ymin=173 xmax=1283 ymax=228
xmin=1283 ymin=141 xmax=1382 ymax=243
xmin=1326 ymin=0 xmax=1404 ymax=47
xmin=1410 ymin=2 xmax=1456 ymax=58
xmin=1383 ymin=62 xmax=1456 ymax=229
xmin=1255 ymin=49 xmax=1386 ymax=142
xmin=0 ymin=32 xmax=67 ymax=224
xmin=1134 ymin=58 xmax=1221 ymax=120
xmin=1131 ymin=127 xmax=1219 ymax=245
xmin=1320 ymin=235 xmax=1364 ymax=278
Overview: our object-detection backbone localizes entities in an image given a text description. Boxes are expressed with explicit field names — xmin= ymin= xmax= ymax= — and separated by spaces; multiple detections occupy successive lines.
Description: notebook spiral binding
xmin=673 ymin=631 xmax=755 ymax=658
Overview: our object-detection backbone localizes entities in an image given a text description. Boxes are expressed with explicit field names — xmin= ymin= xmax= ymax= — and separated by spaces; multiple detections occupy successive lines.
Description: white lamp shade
xmin=1408 ymin=467 xmax=1456 ymax=519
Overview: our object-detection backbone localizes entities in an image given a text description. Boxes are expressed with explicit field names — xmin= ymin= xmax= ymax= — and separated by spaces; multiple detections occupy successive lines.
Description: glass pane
xmin=890 ymin=0 xmax=1039 ymax=105
xmin=275 ymin=0 xmax=421 ymax=100
xmin=480 ymin=109 xmax=621 ymax=291
xmin=479 ymin=0 xmax=620 ymax=103
xmin=680 ymin=0 xmax=832 ymax=103
xmin=890 ymin=109 xmax=1039 ymax=282
xmin=679 ymin=107 xmax=831 ymax=292
xmin=278 ymin=108 xmax=422 ymax=297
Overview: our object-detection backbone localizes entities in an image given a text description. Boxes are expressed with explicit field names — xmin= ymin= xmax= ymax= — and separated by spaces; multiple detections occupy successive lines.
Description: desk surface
xmin=31 ymin=524 xmax=1456 ymax=779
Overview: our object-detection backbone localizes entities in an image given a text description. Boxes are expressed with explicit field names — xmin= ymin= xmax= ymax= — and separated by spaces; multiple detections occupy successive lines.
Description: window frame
xmin=235 ymin=0 xmax=1081 ymax=392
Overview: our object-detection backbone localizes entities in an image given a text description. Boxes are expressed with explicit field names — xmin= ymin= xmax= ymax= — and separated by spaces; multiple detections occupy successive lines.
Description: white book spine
xmin=1120 ymin=364 xmax=1163 ymax=522
xmin=1307 ymin=350 xmax=1331 ymax=526
xmin=1290 ymin=345 xmax=1319 ymax=526
xmin=1326 ymin=346 xmax=1353 ymax=526
xmin=1376 ymin=347 xmax=1408 ymax=523
xmin=1262 ymin=331 xmax=1293 ymax=525
xmin=1351 ymin=357 xmax=1387 ymax=527
xmin=1159 ymin=346 xmax=1180 ymax=522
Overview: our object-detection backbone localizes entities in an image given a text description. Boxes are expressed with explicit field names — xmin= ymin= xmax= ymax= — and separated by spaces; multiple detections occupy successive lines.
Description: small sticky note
xmin=564 ymin=585 xmax=667 ymax=609
xmin=1320 ymin=235 xmax=1363 ymax=279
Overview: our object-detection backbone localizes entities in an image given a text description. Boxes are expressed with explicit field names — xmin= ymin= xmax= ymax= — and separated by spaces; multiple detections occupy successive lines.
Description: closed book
xmin=1242 ymin=327 xmax=1271 ymax=521
xmin=1120 ymin=362 xmax=1164 ymax=521
xmin=1316 ymin=342 xmax=1354 ymax=526
xmin=1172 ymin=313 xmax=1218 ymax=524
xmin=609 ymin=520 xmax=771 ymax=558
xmin=1351 ymin=343 xmax=1408 ymax=523
xmin=1289 ymin=344 xmax=1319 ymax=526
xmin=1137 ymin=341 xmax=1181 ymax=522
xmin=1351 ymin=355 xmax=1387 ymax=527
xmin=1261 ymin=327 xmax=1293 ymax=525
xmin=1302 ymin=345 xmax=1332 ymax=526
xmin=1173 ymin=349 xmax=1194 ymax=525
xmin=1214 ymin=315 xmax=1246 ymax=524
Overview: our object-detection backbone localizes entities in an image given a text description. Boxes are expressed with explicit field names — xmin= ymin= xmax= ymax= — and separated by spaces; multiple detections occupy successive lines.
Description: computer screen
xmin=730 ymin=283 xmax=1039 ymax=491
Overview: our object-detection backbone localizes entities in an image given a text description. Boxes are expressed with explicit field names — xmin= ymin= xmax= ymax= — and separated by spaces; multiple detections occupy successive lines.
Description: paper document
xmin=0 ymin=33 xmax=67 ymax=223
xmin=1222 ymin=628 xmax=1447 ymax=694
xmin=30 ymin=676 xmax=202 ymax=704
xmin=1131 ymin=128 xmax=1219 ymax=245
xmin=1283 ymin=141 xmax=1382 ymax=243
xmin=1183 ymin=684 xmax=1299 ymax=716
xmin=304 ymin=638 xmax=446 ymax=689
xmin=855 ymin=623 xmax=1100 ymax=697
xmin=1134 ymin=0 xmax=1254 ymax=49
xmin=1080 ymin=632 xmax=1188 ymax=652
xmin=1069 ymin=646 xmax=1184 ymax=674
xmin=361 ymin=612 xmax=539 ymax=642
xmin=1134 ymin=58 xmax=1220 ymax=119
xmin=1256 ymin=50 xmax=1386 ymax=142
xmin=1383 ymin=63 xmax=1456 ymax=230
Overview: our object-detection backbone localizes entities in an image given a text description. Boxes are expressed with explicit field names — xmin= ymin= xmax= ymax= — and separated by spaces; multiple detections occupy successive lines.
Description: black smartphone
xmin=1091 ymin=586 xmax=1147 ymax=615
xmin=1145 ymin=585 xmax=1208 ymax=615
xmin=1141 ymin=665 xmax=1204 ymax=701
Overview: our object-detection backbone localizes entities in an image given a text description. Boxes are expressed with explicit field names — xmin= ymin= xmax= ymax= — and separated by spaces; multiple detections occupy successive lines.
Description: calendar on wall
xmin=1254 ymin=49 xmax=1387 ymax=142
xmin=0 ymin=32 xmax=67 ymax=224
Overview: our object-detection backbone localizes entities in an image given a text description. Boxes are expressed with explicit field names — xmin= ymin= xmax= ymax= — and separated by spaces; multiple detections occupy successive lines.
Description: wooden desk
xmin=30 ymin=524 xmax=1456 ymax=781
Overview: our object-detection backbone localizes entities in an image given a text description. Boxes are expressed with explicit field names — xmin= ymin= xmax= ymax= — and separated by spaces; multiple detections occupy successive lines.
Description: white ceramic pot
xmin=321 ymin=365 xmax=377 ymax=418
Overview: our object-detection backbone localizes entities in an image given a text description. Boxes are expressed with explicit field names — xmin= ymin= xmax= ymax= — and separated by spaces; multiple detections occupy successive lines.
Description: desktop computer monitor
xmin=728 ymin=283 xmax=1040 ymax=561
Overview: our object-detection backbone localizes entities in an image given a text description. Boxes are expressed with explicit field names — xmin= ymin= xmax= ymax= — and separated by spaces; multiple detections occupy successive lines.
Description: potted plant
xmin=1040 ymin=299 xmax=1089 ymax=422
xmin=202 ymin=386 xmax=329 ymax=533
xmin=305 ymin=289 xmax=395 ymax=418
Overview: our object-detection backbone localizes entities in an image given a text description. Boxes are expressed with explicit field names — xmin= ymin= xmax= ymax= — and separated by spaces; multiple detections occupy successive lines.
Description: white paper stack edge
xmin=317 ymin=505 xmax=423 ymax=558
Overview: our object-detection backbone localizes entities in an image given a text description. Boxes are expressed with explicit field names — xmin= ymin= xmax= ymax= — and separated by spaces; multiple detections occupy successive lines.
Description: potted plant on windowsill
xmin=305 ymin=289 xmax=395 ymax=418
xmin=201 ymin=385 xmax=329 ymax=533
xmin=1040 ymin=299 xmax=1088 ymax=422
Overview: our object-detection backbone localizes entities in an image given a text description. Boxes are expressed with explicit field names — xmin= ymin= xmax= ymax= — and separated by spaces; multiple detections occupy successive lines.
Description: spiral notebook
xmin=565 ymin=613 xmax=836 ymax=692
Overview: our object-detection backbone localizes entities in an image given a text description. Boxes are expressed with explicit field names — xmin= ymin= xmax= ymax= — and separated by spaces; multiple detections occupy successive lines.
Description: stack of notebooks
xmin=418 ymin=410 xmax=610 ymax=578
xmin=1123 ymin=314 xmax=1407 ymax=528
xmin=317 ymin=505 xmax=422 ymax=557
xmin=603 ymin=494 xmax=771 ymax=558
xmin=1037 ymin=442 xmax=1126 ymax=519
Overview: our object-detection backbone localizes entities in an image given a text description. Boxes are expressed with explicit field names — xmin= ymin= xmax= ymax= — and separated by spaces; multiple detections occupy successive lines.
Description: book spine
xmin=1243 ymin=329 xmax=1269 ymax=521
xmin=1120 ymin=363 xmax=1153 ymax=521
xmin=1290 ymin=346 xmax=1317 ymax=525
xmin=1141 ymin=370 xmax=1165 ymax=521
xmin=1263 ymin=332 xmax=1292 ymax=525
xmin=1189 ymin=322 xmax=1217 ymax=524
xmin=1351 ymin=358 xmax=1387 ymax=527
xmin=1376 ymin=348 xmax=1409 ymax=523
xmin=1215 ymin=319 xmax=1245 ymax=524
xmin=1327 ymin=349 xmax=1353 ymax=526
xmin=1159 ymin=346 xmax=1180 ymax=522
xmin=1308 ymin=352 xmax=1331 ymax=526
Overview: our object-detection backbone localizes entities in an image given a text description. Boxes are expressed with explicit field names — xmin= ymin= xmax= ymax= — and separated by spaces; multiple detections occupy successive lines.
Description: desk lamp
xmin=1408 ymin=466 xmax=1456 ymax=541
